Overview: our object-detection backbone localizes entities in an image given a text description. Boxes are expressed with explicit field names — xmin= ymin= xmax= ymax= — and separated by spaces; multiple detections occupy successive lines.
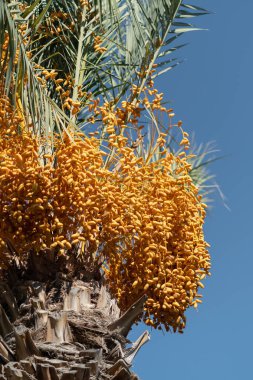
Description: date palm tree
xmin=0 ymin=1 xmax=210 ymax=379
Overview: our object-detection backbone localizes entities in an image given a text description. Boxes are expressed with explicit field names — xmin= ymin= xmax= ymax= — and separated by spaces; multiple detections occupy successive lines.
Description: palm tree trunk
xmin=0 ymin=254 xmax=149 ymax=380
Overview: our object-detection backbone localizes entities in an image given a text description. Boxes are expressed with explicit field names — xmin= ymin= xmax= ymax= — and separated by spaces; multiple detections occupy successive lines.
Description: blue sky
xmin=129 ymin=1 xmax=253 ymax=379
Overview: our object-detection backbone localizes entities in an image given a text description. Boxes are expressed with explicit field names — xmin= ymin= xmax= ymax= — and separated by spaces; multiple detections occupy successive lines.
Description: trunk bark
xmin=0 ymin=258 xmax=149 ymax=380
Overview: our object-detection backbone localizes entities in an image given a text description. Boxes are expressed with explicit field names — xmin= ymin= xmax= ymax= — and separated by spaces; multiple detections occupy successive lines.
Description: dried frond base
xmin=0 ymin=264 xmax=146 ymax=380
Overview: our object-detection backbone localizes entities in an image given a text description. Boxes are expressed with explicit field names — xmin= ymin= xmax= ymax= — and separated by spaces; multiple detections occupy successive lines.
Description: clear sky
xmin=129 ymin=1 xmax=253 ymax=379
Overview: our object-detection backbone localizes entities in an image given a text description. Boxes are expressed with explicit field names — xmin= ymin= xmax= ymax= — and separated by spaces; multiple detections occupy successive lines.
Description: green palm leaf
xmin=0 ymin=1 xmax=75 ymax=152
xmin=10 ymin=1 xmax=209 ymax=104
xmin=1 ymin=0 xmax=209 ymax=143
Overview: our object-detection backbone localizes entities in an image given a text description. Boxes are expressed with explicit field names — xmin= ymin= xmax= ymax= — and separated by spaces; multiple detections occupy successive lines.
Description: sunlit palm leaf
xmin=15 ymin=0 xmax=208 ymax=105
xmin=90 ymin=0 xmax=209 ymax=100
xmin=0 ymin=1 xmax=74 ymax=152
xmin=1 ymin=1 xmax=210 ymax=157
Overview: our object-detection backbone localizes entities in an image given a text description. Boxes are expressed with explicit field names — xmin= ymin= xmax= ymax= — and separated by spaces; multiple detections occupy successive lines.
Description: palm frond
xmin=0 ymin=1 xmax=74 ymax=151
xmin=187 ymin=140 xmax=221 ymax=204
xmin=1 ymin=0 xmax=210 ymax=164
xmin=85 ymin=0 xmax=210 ymax=102
xmin=14 ymin=0 xmax=208 ymax=105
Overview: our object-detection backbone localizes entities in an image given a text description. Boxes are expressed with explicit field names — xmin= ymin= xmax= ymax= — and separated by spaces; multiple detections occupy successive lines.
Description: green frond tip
xmin=187 ymin=140 xmax=223 ymax=206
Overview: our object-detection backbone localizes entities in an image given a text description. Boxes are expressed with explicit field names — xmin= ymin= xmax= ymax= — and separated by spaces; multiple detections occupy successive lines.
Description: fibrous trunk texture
xmin=0 ymin=261 xmax=149 ymax=380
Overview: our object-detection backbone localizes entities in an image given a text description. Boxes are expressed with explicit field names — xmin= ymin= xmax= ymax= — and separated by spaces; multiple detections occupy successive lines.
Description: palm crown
xmin=0 ymin=0 xmax=211 ymax=333
xmin=0 ymin=2 xmax=214 ymax=379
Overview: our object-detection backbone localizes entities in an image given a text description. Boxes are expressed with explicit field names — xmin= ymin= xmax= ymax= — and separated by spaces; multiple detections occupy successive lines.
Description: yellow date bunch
xmin=0 ymin=90 xmax=210 ymax=332
xmin=102 ymin=149 xmax=210 ymax=333
xmin=0 ymin=94 xmax=105 ymax=263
